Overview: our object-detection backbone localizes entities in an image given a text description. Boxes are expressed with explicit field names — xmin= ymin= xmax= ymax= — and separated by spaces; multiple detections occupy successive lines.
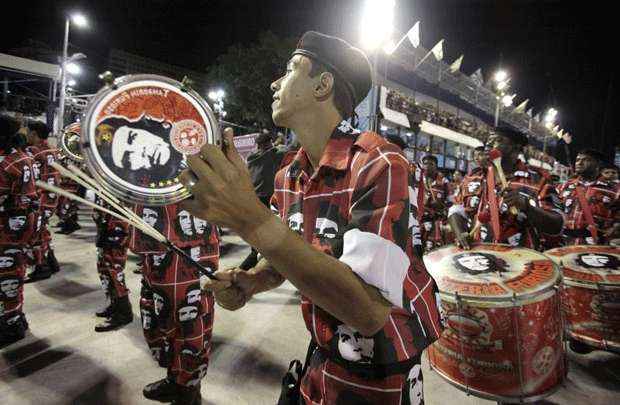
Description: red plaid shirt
xmin=26 ymin=141 xmax=61 ymax=209
xmin=558 ymin=176 xmax=620 ymax=245
xmin=452 ymin=160 xmax=562 ymax=250
xmin=271 ymin=122 xmax=442 ymax=366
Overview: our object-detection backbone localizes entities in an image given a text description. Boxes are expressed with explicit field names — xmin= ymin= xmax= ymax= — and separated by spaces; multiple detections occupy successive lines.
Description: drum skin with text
xmin=545 ymin=245 xmax=620 ymax=353
xmin=423 ymin=243 xmax=566 ymax=403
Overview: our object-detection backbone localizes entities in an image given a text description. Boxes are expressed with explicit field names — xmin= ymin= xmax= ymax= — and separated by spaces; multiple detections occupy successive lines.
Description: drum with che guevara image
xmin=34 ymin=73 xmax=221 ymax=279
xmin=423 ymin=243 xmax=566 ymax=403
xmin=544 ymin=245 xmax=620 ymax=354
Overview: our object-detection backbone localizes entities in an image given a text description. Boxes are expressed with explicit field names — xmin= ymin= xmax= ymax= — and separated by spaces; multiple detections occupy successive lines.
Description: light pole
xmin=492 ymin=69 xmax=511 ymax=127
xmin=360 ymin=0 xmax=395 ymax=133
xmin=542 ymin=107 xmax=558 ymax=154
xmin=57 ymin=13 xmax=88 ymax=134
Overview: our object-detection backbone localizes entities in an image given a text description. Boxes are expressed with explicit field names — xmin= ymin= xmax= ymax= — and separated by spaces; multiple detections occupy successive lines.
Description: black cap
xmin=293 ymin=31 xmax=372 ymax=108
xmin=577 ymin=149 xmax=606 ymax=163
xmin=385 ymin=134 xmax=407 ymax=150
xmin=422 ymin=154 xmax=438 ymax=164
xmin=601 ymin=162 xmax=619 ymax=171
xmin=27 ymin=120 xmax=52 ymax=139
xmin=1 ymin=114 xmax=20 ymax=139
xmin=495 ymin=126 xmax=528 ymax=146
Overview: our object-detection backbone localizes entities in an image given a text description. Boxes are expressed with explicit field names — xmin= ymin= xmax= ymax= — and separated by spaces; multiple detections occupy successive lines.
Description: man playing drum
xmin=179 ymin=31 xmax=442 ymax=404
xmin=448 ymin=127 xmax=563 ymax=250
xmin=557 ymin=149 xmax=620 ymax=245
xmin=420 ymin=154 xmax=450 ymax=252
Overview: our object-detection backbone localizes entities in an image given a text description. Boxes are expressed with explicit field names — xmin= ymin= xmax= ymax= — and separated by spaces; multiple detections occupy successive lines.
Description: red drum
xmin=423 ymin=244 xmax=566 ymax=403
xmin=545 ymin=245 xmax=620 ymax=353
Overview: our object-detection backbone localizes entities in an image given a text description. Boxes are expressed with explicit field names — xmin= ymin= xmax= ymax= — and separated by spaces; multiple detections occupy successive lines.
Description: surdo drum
xmin=81 ymin=74 xmax=220 ymax=205
xmin=544 ymin=245 xmax=620 ymax=353
xmin=423 ymin=244 xmax=566 ymax=403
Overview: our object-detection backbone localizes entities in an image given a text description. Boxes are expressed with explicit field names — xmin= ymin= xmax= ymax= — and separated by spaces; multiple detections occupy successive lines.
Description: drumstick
xmin=36 ymin=180 xmax=217 ymax=280
xmin=488 ymin=149 xmax=519 ymax=216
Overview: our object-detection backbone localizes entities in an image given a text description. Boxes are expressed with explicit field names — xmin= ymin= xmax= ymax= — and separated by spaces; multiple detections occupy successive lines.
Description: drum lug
xmin=181 ymin=76 xmax=194 ymax=92
xmin=98 ymin=71 xmax=116 ymax=89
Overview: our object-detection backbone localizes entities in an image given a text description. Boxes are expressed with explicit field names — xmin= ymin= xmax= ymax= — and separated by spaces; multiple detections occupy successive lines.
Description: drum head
xmin=61 ymin=122 xmax=84 ymax=162
xmin=423 ymin=243 xmax=560 ymax=301
xmin=544 ymin=245 xmax=620 ymax=285
xmin=81 ymin=74 xmax=220 ymax=205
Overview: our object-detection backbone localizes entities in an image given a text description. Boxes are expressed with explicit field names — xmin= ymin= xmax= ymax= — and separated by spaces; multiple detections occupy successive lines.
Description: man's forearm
xmin=240 ymin=213 xmax=391 ymax=336
xmin=527 ymin=206 xmax=563 ymax=235
xmin=246 ymin=258 xmax=285 ymax=295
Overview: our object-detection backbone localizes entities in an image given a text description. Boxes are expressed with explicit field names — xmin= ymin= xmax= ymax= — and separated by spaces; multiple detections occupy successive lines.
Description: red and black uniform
xmin=1 ymin=146 xmax=38 ymax=330
xmin=131 ymin=203 xmax=219 ymax=387
xmin=94 ymin=199 xmax=130 ymax=300
xmin=420 ymin=172 xmax=449 ymax=252
xmin=451 ymin=160 xmax=562 ymax=250
xmin=25 ymin=141 xmax=61 ymax=266
xmin=558 ymin=176 xmax=620 ymax=245
xmin=271 ymin=122 xmax=442 ymax=405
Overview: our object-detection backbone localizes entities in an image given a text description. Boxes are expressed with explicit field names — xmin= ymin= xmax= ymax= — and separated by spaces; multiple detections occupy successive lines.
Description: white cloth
xmin=448 ymin=203 xmax=467 ymax=219
xmin=339 ymin=228 xmax=409 ymax=308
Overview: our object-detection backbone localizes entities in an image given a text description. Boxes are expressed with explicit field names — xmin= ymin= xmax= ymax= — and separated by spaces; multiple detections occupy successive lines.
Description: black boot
xmin=94 ymin=296 xmax=133 ymax=332
xmin=0 ymin=314 xmax=29 ymax=348
xmin=47 ymin=250 xmax=60 ymax=274
xmin=143 ymin=377 xmax=181 ymax=402
xmin=24 ymin=265 xmax=53 ymax=283
xmin=57 ymin=220 xmax=81 ymax=235
xmin=171 ymin=385 xmax=201 ymax=405
xmin=95 ymin=302 xmax=113 ymax=318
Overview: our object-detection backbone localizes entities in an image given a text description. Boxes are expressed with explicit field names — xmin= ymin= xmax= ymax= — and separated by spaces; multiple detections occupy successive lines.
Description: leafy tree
xmin=205 ymin=31 xmax=296 ymax=129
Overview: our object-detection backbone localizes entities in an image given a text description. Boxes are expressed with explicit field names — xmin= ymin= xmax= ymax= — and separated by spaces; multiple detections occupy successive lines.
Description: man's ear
xmin=314 ymin=72 xmax=335 ymax=100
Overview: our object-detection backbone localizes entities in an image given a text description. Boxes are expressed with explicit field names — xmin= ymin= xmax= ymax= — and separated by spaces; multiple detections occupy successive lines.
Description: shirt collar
xmin=290 ymin=121 xmax=360 ymax=176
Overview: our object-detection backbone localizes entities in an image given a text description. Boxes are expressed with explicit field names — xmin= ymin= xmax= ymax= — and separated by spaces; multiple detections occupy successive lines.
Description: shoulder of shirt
xmin=353 ymin=131 xmax=408 ymax=165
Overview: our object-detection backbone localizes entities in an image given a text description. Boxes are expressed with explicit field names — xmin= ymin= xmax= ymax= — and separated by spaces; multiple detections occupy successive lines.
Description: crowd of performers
xmin=1 ymin=31 xmax=620 ymax=405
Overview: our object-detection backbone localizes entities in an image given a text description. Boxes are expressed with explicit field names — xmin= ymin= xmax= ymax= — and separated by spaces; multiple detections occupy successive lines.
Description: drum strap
xmin=487 ymin=166 xmax=501 ymax=242
xmin=574 ymin=185 xmax=598 ymax=242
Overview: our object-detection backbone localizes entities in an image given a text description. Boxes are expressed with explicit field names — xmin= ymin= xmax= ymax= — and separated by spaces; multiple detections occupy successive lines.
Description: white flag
xmin=558 ymin=129 xmax=564 ymax=137
xmin=431 ymin=39 xmax=444 ymax=61
xmin=470 ymin=68 xmax=484 ymax=86
xmin=526 ymin=108 xmax=533 ymax=117
xmin=552 ymin=124 xmax=559 ymax=132
xmin=407 ymin=22 xmax=420 ymax=48
xmin=449 ymin=55 xmax=463 ymax=73
xmin=514 ymin=99 xmax=529 ymax=113
xmin=534 ymin=113 xmax=541 ymax=122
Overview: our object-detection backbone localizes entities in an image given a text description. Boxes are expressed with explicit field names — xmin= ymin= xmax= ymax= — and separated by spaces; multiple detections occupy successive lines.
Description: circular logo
xmin=577 ymin=253 xmax=620 ymax=270
xmin=170 ymin=120 xmax=207 ymax=155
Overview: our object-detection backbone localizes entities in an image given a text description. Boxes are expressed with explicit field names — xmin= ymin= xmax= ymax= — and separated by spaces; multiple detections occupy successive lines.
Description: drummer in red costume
xmin=420 ymin=154 xmax=449 ymax=252
xmin=449 ymin=126 xmax=563 ymax=250
xmin=23 ymin=121 xmax=62 ymax=283
xmin=0 ymin=115 xmax=37 ymax=347
xmin=133 ymin=203 xmax=219 ymax=405
xmin=180 ymin=31 xmax=442 ymax=404
xmin=557 ymin=149 xmax=620 ymax=245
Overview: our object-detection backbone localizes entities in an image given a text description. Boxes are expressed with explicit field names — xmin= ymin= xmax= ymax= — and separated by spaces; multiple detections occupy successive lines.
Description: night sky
xmin=1 ymin=0 xmax=616 ymax=155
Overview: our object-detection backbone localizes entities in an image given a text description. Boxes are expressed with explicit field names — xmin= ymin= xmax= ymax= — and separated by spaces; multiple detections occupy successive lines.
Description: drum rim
xmin=60 ymin=122 xmax=84 ymax=162
xmin=80 ymin=73 xmax=221 ymax=206
xmin=545 ymin=245 xmax=620 ymax=286
xmin=425 ymin=243 xmax=562 ymax=301
xmin=427 ymin=355 xmax=565 ymax=403
xmin=437 ymin=283 xmax=560 ymax=306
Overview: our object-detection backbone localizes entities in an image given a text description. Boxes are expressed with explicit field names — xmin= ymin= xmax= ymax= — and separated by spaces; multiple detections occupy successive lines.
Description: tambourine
xmin=60 ymin=121 xmax=84 ymax=162
xmin=80 ymin=74 xmax=221 ymax=205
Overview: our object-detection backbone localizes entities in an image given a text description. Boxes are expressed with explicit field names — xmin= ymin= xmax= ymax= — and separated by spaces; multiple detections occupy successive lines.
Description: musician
xmin=132 ymin=203 xmax=219 ymax=405
xmin=558 ymin=150 xmax=620 ymax=245
xmin=92 ymin=196 xmax=133 ymax=332
xmin=180 ymin=31 xmax=441 ymax=404
xmin=449 ymin=127 xmax=563 ymax=250
xmin=472 ymin=145 xmax=488 ymax=172
xmin=420 ymin=154 xmax=450 ymax=252
xmin=0 ymin=115 xmax=37 ymax=347
xmin=23 ymin=121 xmax=62 ymax=283
xmin=600 ymin=162 xmax=619 ymax=184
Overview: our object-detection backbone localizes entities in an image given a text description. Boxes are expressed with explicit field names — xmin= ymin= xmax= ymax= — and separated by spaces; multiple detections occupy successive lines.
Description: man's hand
xmin=178 ymin=128 xmax=272 ymax=235
xmin=455 ymin=231 xmax=472 ymax=250
xmin=201 ymin=268 xmax=247 ymax=311
xmin=502 ymin=188 xmax=529 ymax=212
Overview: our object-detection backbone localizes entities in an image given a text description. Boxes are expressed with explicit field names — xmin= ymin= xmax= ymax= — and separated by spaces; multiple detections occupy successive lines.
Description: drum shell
xmin=428 ymin=287 xmax=566 ymax=402
xmin=561 ymin=280 xmax=620 ymax=352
